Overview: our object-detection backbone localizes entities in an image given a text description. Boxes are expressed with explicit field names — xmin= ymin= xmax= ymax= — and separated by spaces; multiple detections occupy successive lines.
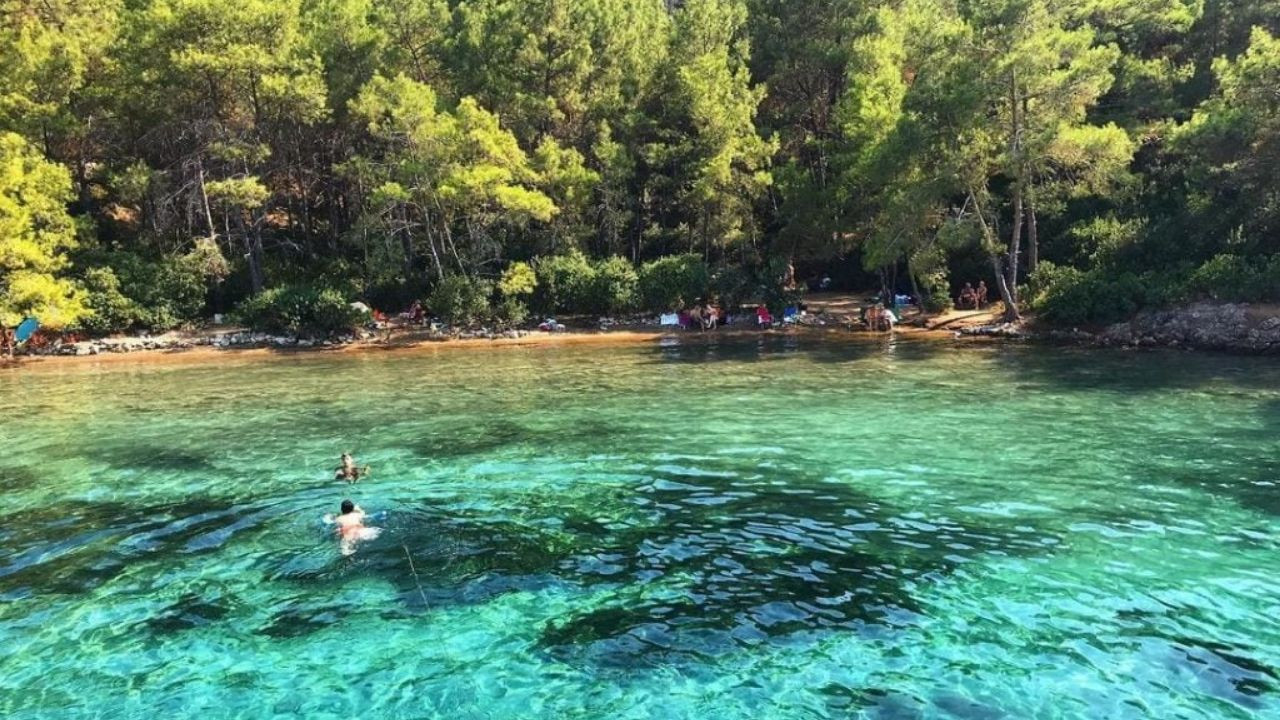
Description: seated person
xmin=957 ymin=283 xmax=976 ymax=309
xmin=976 ymin=281 xmax=988 ymax=307
xmin=756 ymin=305 xmax=773 ymax=326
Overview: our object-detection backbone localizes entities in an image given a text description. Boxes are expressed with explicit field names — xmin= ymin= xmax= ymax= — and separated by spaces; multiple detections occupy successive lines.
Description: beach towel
xmin=660 ymin=313 xmax=680 ymax=326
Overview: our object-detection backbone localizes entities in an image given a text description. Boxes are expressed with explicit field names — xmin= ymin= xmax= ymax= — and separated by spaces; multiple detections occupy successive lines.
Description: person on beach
xmin=976 ymin=281 xmax=988 ymax=307
xmin=334 ymin=499 xmax=381 ymax=555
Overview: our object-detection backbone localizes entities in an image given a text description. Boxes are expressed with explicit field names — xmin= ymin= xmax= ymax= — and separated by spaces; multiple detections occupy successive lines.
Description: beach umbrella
xmin=15 ymin=317 xmax=38 ymax=344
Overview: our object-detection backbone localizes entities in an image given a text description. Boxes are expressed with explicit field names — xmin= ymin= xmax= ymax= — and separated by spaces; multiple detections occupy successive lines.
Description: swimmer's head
xmin=341 ymin=499 xmax=355 ymax=514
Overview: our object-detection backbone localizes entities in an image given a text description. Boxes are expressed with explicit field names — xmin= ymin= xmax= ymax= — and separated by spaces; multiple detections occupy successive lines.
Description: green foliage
xmin=236 ymin=285 xmax=367 ymax=336
xmin=587 ymin=256 xmax=639 ymax=315
xmin=637 ymin=254 xmax=709 ymax=311
xmin=1028 ymin=262 xmax=1146 ymax=326
xmin=709 ymin=264 xmax=751 ymax=310
xmin=427 ymin=275 xmax=493 ymax=327
xmin=494 ymin=296 xmax=529 ymax=328
xmin=79 ymin=267 xmax=145 ymax=334
xmin=1187 ymin=253 xmax=1280 ymax=302
xmin=756 ymin=256 xmax=802 ymax=314
xmin=498 ymin=262 xmax=537 ymax=298
xmin=1031 ymin=253 xmax=1280 ymax=325
xmin=2 ymin=0 xmax=1279 ymax=332
xmin=0 ymin=132 xmax=86 ymax=328
xmin=534 ymin=250 xmax=597 ymax=313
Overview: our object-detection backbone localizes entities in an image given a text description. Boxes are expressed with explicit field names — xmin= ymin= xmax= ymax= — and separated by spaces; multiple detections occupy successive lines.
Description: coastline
xmin=2 ymin=322 xmax=985 ymax=372
xmin=2 ymin=293 xmax=1005 ymax=371
xmin=13 ymin=298 xmax=1274 ymax=372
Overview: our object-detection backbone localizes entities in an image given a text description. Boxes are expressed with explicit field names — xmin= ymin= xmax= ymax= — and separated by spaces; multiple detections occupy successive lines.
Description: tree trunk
xmin=1008 ymin=187 xmax=1023 ymax=304
xmin=197 ymin=162 xmax=217 ymax=239
xmin=990 ymin=254 xmax=1018 ymax=321
xmin=1026 ymin=197 xmax=1039 ymax=274
xmin=1006 ymin=68 xmax=1022 ymax=306
xmin=247 ymin=219 xmax=266 ymax=295
xmin=969 ymin=189 xmax=1020 ymax=322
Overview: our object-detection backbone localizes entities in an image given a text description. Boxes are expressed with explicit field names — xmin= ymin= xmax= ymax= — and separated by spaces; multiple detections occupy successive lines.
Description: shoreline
xmin=9 ymin=299 xmax=1274 ymax=372
xmin=2 ymin=322 xmax=980 ymax=371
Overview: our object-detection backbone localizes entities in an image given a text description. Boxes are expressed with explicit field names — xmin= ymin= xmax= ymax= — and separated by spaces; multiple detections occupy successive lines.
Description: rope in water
xmin=403 ymin=544 xmax=430 ymax=608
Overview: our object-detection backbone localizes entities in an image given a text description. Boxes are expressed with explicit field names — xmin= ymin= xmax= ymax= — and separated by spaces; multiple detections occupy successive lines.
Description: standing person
xmin=702 ymin=300 xmax=718 ymax=330
xmin=976 ymin=281 xmax=989 ymax=308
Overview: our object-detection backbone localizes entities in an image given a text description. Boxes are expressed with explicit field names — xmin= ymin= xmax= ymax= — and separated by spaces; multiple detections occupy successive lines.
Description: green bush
xmin=916 ymin=269 xmax=954 ymax=313
xmin=494 ymin=296 xmax=529 ymax=327
xmin=427 ymin=274 xmax=493 ymax=326
xmin=534 ymin=250 xmax=596 ymax=313
xmin=1186 ymin=253 xmax=1280 ymax=302
xmin=79 ymin=267 xmax=146 ymax=334
xmin=498 ymin=261 xmax=538 ymax=299
xmin=236 ymin=284 xmax=367 ymax=336
xmin=1029 ymin=262 xmax=1145 ymax=325
xmin=756 ymin=256 xmax=802 ymax=314
xmin=588 ymin=256 xmax=639 ymax=314
xmin=709 ymin=264 xmax=751 ymax=311
xmin=73 ymin=250 xmax=213 ymax=333
xmin=637 ymin=254 xmax=708 ymax=311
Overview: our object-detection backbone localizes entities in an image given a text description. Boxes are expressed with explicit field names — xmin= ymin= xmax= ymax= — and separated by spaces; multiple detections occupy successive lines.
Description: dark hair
xmin=341 ymin=499 xmax=354 ymax=514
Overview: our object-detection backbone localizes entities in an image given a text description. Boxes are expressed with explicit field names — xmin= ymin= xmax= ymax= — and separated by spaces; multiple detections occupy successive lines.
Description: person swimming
xmin=335 ymin=452 xmax=368 ymax=482
xmin=333 ymin=498 xmax=381 ymax=556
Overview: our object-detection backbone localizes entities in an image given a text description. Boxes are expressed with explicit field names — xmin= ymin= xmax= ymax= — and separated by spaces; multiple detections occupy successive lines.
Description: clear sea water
xmin=2 ymin=336 xmax=1278 ymax=719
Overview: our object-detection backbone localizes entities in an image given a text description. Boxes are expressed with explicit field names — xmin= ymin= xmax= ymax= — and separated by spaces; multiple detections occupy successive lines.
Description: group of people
xmin=958 ymin=281 xmax=989 ymax=309
xmin=330 ymin=452 xmax=380 ymax=556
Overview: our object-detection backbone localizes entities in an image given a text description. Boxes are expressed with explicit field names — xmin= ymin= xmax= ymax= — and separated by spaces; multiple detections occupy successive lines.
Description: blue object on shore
xmin=15 ymin=317 xmax=38 ymax=343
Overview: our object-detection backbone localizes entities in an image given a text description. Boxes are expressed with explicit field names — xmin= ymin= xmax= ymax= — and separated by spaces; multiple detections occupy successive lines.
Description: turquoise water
xmin=2 ymin=337 xmax=1279 ymax=719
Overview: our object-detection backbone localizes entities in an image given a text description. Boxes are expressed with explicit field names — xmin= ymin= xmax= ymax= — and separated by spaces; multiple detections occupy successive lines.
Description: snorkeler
xmin=333 ymin=498 xmax=381 ymax=556
xmin=334 ymin=452 xmax=369 ymax=482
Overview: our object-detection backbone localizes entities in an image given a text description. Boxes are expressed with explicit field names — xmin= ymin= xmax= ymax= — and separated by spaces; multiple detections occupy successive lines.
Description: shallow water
xmin=2 ymin=337 xmax=1279 ymax=719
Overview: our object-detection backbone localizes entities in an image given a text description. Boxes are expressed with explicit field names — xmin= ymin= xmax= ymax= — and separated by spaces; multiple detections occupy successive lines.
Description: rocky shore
xmin=958 ymin=302 xmax=1280 ymax=354
xmin=29 ymin=327 xmax=537 ymax=357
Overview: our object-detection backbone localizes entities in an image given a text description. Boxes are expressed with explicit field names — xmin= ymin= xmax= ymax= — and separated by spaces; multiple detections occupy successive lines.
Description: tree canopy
xmin=0 ymin=0 xmax=1276 ymax=331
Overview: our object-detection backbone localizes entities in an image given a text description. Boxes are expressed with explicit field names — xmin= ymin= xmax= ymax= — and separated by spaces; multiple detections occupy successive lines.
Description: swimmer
xmin=335 ymin=452 xmax=369 ymax=482
xmin=334 ymin=498 xmax=381 ymax=556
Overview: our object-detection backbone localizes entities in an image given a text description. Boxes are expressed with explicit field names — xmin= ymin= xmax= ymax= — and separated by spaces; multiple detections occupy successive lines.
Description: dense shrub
xmin=637 ymin=254 xmax=708 ymax=311
xmin=79 ymin=267 xmax=146 ymax=334
xmin=498 ymin=262 xmax=538 ymax=299
xmin=1186 ymin=253 xmax=1280 ymax=302
xmin=236 ymin=284 xmax=367 ymax=336
xmin=587 ymin=256 xmax=639 ymax=314
xmin=534 ymin=251 xmax=596 ymax=313
xmin=1030 ymin=262 xmax=1156 ymax=325
xmin=709 ymin=264 xmax=751 ymax=310
xmin=494 ymin=296 xmax=529 ymax=327
xmin=74 ymin=250 xmax=214 ymax=333
xmin=916 ymin=269 xmax=953 ymax=313
xmin=427 ymin=274 xmax=492 ymax=326
xmin=756 ymin=256 xmax=802 ymax=314
xmin=364 ymin=277 xmax=429 ymax=316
